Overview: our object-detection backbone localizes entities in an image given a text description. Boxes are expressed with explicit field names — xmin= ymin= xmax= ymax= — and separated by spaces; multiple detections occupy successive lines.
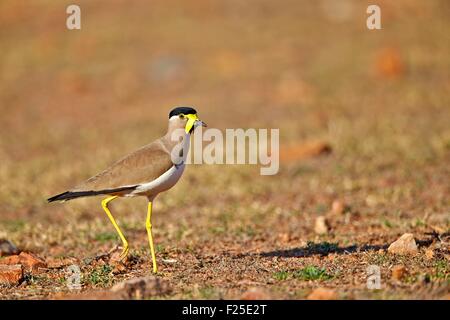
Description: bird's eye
xmin=179 ymin=114 xmax=185 ymax=119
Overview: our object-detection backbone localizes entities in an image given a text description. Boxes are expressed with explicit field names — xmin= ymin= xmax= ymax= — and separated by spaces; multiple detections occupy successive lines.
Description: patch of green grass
xmin=273 ymin=266 xmax=335 ymax=282
xmin=294 ymin=266 xmax=334 ymax=281
xmin=433 ymin=260 xmax=449 ymax=281
xmin=156 ymin=244 xmax=166 ymax=253
xmin=381 ymin=219 xmax=394 ymax=228
xmin=87 ymin=265 xmax=113 ymax=287
xmin=94 ymin=232 xmax=118 ymax=243
xmin=273 ymin=271 xmax=290 ymax=281
xmin=412 ymin=218 xmax=426 ymax=227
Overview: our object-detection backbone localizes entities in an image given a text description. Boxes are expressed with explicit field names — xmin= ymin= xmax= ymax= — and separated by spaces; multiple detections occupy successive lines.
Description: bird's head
xmin=168 ymin=106 xmax=207 ymax=134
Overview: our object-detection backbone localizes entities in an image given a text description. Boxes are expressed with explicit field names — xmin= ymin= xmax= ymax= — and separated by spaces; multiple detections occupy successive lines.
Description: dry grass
xmin=0 ymin=0 xmax=449 ymax=299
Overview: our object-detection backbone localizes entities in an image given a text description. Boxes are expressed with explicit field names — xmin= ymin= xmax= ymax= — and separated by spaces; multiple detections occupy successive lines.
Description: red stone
xmin=18 ymin=252 xmax=47 ymax=272
xmin=0 ymin=264 xmax=23 ymax=286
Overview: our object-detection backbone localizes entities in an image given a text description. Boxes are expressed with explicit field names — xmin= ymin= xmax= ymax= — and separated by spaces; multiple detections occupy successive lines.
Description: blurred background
xmin=0 ymin=0 xmax=448 ymax=299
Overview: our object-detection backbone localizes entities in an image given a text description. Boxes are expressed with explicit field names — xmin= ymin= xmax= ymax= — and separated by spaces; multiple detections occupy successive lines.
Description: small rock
xmin=387 ymin=233 xmax=418 ymax=255
xmin=112 ymin=262 xmax=127 ymax=275
xmin=108 ymin=249 xmax=131 ymax=274
xmin=307 ymin=287 xmax=337 ymax=300
xmin=314 ymin=216 xmax=330 ymax=235
xmin=331 ymin=200 xmax=345 ymax=215
xmin=0 ymin=264 xmax=23 ymax=286
xmin=111 ymin=276 xmax=172 ymax=299
xmin=18 ymin=252 xmax=47 ymax=272
xmin=109 ymin=247 xmax=129 ymax=264
xmin=0 ymin=240 xmax=19 ymax=257
xmin=241 ymin=287 xmax=270 ymax=300
xmin=391 ymin=265 xmax=407 ymax=281
xmin=0 ymin=255 xmax=20 ymax=265
xmin=425 ymin=248 xmax=434 ymax=260
xmin=278 ymin=233 xmax=290 ymax=243
xmin=327 ymin=254 xmax=336 ymax=262
xmin=162 ymin=258 xmax=177 ymax=264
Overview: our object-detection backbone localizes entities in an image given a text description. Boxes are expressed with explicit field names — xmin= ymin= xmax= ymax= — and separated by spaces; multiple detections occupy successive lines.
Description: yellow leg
xmin=145 ymin=201 xmax=158 ymax=273
xmin=101 ymin=196 xmax=129 ymax=261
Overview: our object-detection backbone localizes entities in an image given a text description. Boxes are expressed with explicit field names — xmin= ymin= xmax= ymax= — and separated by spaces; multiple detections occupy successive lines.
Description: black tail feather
xmin=47 ymin=191 xmax=98 ymax=202
xmin=47 ymin=186 xmax=138 ymax=203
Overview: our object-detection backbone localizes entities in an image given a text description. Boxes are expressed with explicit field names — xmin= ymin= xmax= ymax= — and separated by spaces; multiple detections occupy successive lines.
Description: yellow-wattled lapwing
xmin=48 ymin=107 xmax=206 ymax=273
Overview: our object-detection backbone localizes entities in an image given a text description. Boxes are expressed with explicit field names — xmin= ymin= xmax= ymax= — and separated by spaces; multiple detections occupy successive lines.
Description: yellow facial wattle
xmin=184 ymin=113 xmax=199 ymax=134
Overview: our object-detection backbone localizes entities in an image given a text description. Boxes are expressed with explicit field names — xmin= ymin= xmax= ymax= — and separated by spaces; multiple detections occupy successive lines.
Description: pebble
xmin=314 ymin=216 xmax=330 ymax=235
xmin=0 ymin=240 xmax=19 ymax=257
xmin=391 ymin=265 xmax=407 ymax=281
xmin=387 ymin=233 xmax=418 ymax=255
xmin=0 ymin=264 xmax=23 ymax=286
xmin=331 ymin=200 xmax=345 ymax=215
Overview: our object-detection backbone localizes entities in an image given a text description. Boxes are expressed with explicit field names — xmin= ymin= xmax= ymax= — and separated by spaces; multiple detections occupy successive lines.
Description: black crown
xmin=169 ymin=106 xmax=197 ymax=118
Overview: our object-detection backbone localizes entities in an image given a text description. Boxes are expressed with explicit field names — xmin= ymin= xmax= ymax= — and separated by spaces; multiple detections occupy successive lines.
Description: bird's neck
xmin=162 ymin=131 xmax=191 ymax=163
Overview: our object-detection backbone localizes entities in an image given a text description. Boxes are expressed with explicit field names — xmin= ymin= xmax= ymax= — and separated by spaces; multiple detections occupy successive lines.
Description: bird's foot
xmin=119 ymin=245 xmax=129 ymax=261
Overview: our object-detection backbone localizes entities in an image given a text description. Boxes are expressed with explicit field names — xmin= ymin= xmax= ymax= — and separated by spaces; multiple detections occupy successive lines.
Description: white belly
xmin=130 ymin=164 xmax=185 ymax=197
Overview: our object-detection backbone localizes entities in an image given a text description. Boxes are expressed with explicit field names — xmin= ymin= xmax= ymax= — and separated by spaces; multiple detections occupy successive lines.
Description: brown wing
xmin=72 ymin=140 xmax=174 ymax=192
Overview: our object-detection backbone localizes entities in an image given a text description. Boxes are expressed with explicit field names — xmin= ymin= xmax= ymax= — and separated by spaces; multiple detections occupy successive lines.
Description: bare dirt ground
xmin=0 ymin=0 xmax=449 ymax=299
